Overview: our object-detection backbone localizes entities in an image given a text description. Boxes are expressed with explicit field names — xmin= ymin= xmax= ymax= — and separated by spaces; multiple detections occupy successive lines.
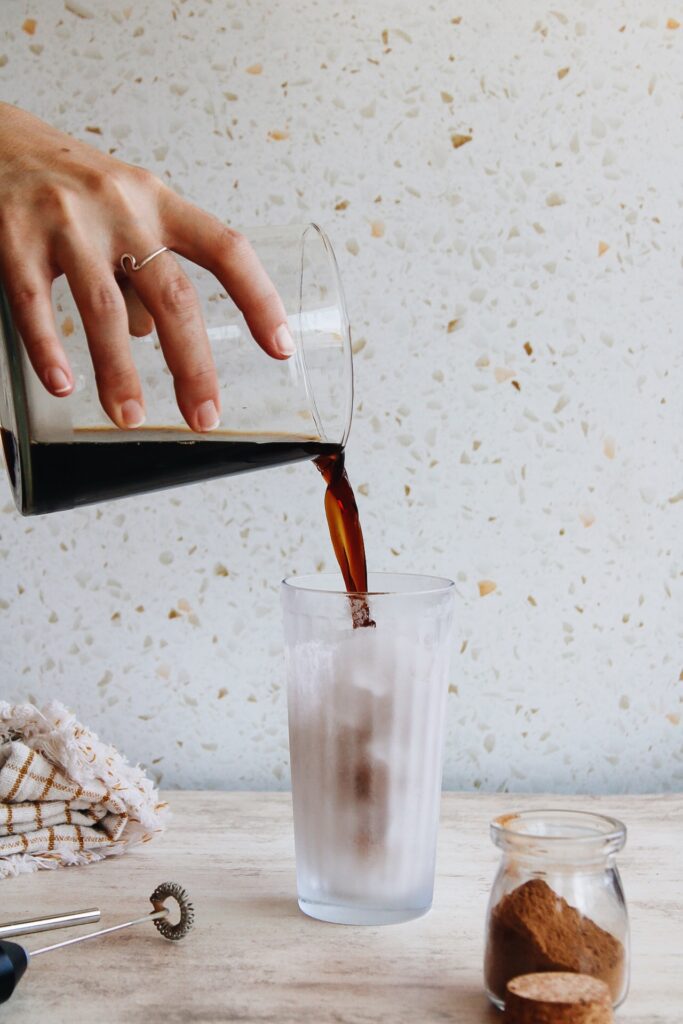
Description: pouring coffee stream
xmin=314 ymin=448 xmax=375 ymax=628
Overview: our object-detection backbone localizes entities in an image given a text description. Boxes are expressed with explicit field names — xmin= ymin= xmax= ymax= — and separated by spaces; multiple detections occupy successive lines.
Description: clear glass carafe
xmin=483 ymin=809 xmax=629 ymax=1010
xmin=0 ymin=223 xmax=351 ymax=514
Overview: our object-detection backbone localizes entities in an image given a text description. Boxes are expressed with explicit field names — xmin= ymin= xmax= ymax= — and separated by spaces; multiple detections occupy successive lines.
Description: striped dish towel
xmin=0 ymin=702 xmax=166 ymax=879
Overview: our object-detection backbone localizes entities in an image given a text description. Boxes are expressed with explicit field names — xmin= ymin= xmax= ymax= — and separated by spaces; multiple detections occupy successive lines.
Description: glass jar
xmin=483 ymin=809 xmax=629 ymax=1011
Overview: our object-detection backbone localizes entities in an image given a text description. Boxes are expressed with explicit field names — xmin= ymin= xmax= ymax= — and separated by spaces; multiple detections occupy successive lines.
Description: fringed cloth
xmin=0 ymin=701 xmax=166 ymax=879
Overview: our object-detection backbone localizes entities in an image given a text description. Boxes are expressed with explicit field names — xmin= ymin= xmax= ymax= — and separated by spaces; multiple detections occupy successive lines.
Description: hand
xmin=0 ymin=103 xmax=294 ymax=432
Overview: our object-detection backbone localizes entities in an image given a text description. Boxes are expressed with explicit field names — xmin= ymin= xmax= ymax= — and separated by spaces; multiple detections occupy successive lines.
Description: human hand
xmin=0 ymin=103 xmax=294 ymax=432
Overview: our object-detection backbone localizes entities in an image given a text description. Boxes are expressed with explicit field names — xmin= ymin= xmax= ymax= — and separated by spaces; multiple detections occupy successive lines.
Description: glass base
xmin=486 ymin=989 xmax=505 ymax=1012
xmin=298 ymin=897 xmax=431 ymax=926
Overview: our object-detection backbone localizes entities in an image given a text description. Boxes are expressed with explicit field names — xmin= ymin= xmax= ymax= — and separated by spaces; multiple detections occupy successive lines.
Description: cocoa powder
xmin=485 ymin=879 xmax=625 ymax=1003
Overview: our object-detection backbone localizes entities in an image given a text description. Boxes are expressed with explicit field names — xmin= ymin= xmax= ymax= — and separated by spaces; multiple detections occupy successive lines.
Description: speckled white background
xmin=0 ymin=0 xmax=681 ymax=793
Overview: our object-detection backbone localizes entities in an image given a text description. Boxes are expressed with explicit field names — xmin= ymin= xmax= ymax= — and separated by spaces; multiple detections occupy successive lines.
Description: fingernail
xmin=196 ymin=400 xmax=220 ymax=431
xmin=274 ymin=323 xmax=296 ymax=357
xmin=120 ymin=399 xmax=146 ymax=428
xmin=46 ymin=367 xmax=72 ymax=395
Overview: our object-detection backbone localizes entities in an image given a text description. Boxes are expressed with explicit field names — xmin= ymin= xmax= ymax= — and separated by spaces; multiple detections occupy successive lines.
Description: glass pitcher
xmin=0 ymin=223 xmax=352 ymax=515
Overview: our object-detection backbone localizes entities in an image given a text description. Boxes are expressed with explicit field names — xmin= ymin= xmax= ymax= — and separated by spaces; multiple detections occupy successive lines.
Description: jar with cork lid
xmin=483 ymin=809 xmax=630 ymax=1011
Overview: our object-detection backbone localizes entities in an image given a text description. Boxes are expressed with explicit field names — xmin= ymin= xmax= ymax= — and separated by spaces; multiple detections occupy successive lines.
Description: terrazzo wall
xmin=0 ymin=0 xmax=681 ymax=792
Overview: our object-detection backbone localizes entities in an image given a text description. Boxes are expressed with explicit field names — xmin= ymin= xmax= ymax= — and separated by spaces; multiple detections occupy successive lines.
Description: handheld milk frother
xmin=0 ymin=881 xmax=194 ymax=1004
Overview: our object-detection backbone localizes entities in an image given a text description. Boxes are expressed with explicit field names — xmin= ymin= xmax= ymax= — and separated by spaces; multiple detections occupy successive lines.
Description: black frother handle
xmin=0 ymin=940 xmax=29 ymax=1004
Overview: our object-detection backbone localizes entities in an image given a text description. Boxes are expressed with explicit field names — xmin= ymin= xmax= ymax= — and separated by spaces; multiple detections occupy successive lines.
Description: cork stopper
xmin=503 ymin=973 xmax=614 ymax=1024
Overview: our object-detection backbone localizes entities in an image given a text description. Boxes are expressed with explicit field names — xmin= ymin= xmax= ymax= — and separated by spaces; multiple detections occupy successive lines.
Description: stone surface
xmin=1 ymin=792 xmax=681 ymax=1023
xmin=0 ymin=1 xmax=681 ymax=790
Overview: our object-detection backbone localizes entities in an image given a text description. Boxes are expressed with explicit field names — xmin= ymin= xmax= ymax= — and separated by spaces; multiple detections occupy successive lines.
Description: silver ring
xmin=119 ymin=246 xmax=169 ymax=273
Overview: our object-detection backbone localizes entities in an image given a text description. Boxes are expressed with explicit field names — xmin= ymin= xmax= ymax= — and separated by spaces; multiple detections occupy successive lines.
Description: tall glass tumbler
xmin=281 ymin=572 xmax=456 ymax=925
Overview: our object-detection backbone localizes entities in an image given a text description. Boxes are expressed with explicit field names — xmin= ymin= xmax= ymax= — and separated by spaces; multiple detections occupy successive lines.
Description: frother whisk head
xmin=150 ymin=881 xmax=195 ymax=941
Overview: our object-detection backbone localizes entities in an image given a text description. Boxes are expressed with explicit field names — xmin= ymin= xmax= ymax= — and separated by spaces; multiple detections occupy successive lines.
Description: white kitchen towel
xmin=0 ymin=701 xmax=167 ymax=878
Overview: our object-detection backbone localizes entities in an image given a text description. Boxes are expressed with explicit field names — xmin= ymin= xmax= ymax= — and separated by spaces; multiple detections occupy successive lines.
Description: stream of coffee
xmin=314 ymin=448 xmax=374 ymax=629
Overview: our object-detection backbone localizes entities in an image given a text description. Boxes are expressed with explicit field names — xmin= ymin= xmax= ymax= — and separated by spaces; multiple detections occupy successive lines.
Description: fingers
xmin=124 ymin=250 xmax=221 ymax=432
xmin=118 ymin=276 xmax=154 ymax=337
xmin=160 ymin=193 xmax=294 ymax=360
xmin=61 ymin=247 xmax=145 ymax=429
xmin=0 ymin=256 xmax=74 ymax=397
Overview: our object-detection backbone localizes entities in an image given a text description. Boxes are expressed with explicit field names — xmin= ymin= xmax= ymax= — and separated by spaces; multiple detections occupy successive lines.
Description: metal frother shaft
xmin=31 ymin=908 xmax=168 ymax=957
xmin=0 ymin=908 xmax=100 ymax=941
xmin=0 ymin=911 xmax=168 ymax=1004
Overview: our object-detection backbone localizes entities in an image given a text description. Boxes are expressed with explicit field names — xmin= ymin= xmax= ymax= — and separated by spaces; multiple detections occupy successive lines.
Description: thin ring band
xmin=119 ymin=246 xmax=170 ymax=273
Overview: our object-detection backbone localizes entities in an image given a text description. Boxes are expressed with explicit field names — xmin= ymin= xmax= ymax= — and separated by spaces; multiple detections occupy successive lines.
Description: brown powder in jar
xmin=485 ymin=879 xmax=625 ymax=1003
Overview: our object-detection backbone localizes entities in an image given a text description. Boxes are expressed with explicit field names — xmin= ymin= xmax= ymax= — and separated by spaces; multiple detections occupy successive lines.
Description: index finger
xmin=160 ymin=193 xmax=295 ymax=360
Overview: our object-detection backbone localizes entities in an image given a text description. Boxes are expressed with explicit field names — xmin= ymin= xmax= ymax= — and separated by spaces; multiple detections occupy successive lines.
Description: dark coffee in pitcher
xmin=1 ymin=426 xmax=338 ymax=516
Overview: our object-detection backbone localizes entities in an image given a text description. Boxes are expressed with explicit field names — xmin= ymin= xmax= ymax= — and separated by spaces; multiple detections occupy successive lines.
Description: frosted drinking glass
xmin=281 ymin=572 xmax=455 ymax=925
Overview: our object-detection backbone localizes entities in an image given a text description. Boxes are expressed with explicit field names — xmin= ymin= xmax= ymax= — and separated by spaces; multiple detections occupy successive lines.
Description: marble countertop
xmin=1 ymin=791 xmax=681 ymax=1023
